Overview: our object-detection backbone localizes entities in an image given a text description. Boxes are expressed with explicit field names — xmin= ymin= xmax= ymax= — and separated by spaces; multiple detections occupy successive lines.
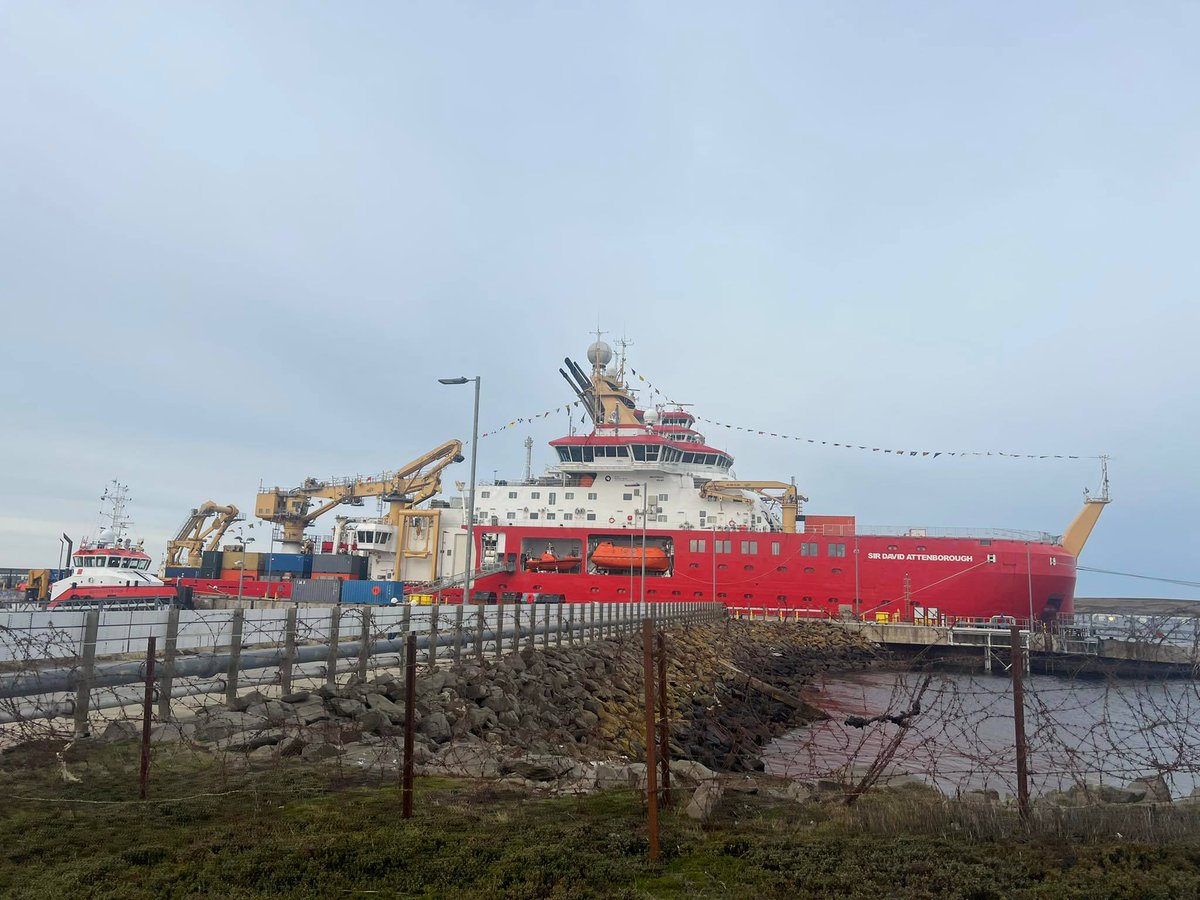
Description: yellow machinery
xmin=165 ymin=502 xmax=241 ymax=568
xmin=699 ymin=481 xmax=807 ymax=533
xmin=1061 ymin=457 xmax=1112 ymax=557
xmin=255 ymin=439 xmax=464 ymax=582
xmin=24 ymin=569 xmax=51 ymax=602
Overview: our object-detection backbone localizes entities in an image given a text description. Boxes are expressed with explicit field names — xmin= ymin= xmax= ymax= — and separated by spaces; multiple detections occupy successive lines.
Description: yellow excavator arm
xmin=165 ymin=502 xmax=241 ymax=567
xmin=699 ymin=480 xmax=807 ymax=533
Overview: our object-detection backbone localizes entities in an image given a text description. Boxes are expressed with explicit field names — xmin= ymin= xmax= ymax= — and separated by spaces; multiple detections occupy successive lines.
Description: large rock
xmin=99 ymin=720 xmax=140 ymax=743
xmin=434 ymin=744 xmax=502 ymax=778
xmin=502 ymin=754 xmax=579 ymax=782
xmin=330 ymin=697 xmax=367 ymax=718
xmin=418 ymin=711 xmax=451 ymax=743
xmin=686 ymin=781 xmax=724 ymax=821
xmin=365 ymin=693 xmax=404 ymax=717
xmin=227 ymin=691 xmax=266 ymax=712
xmin=149 ymin=721 xmax=196 ymax=744
xmin=670 ymin=759 xmax=717 ymax=784
xmin=357 ymin=709 xmax=392 ymax=734
xmin=1128 ymin=774 xmax=1171 ymax=803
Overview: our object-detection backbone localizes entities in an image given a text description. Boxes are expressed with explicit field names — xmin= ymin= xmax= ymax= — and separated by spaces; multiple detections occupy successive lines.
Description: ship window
xmin=556 ymin=448 xmax=569 ymax=462
xmin=689 ymin=539 xmax=706 ymax=552
xmin=108 ymin=557 xmax=120 ymax=567
xmin=888 ymin=544 xmax=899 ymax=551
xmin=803 ymin=596 xmax=813 ymax=603
xmin=804 ymin=566 xmax=815 ymax=574
xmin=659 ymin=493 xmax=668 ymax=501
xmin=771 ymin=542 xmax=781 ymax=555
xmin=586 ymin=513 xmax=596 ymax=521
xmin=741 ymin=541 xmax=758 ymax=554
xmin=588 ymin=493 xmax=597 ymax=500
xmin=632 ymin=445 xmax=646 ymax=461
xmin=508 ymin=492 xmax=518 ymax=499
xmin=506 ymin=512 xmax=516 ymax=520
xmin=645 ymin=446 xmax=660 ymax=461
xmin=657 ymin=515 xmax=668 ymax=522
xmin=828 ymin=543 xmax=847 ymax=558
xmin=915 ymin=545 xmax=926 ymax=552
xmin=529 ymin=513 xmax=539 ymax=520
xmin=800 ymin=543 xmax=819 ymax=556
xmin=777 ymin=565 xmax=787 ymax=573
xmin=715 ymin=540 xmax=731 ymax=554
xmin=718 ymin=563 xmax=728 ymax=570
xmin=546 ymin=513 xmax=556 ymax=520
xmin=548 ymin=493 xmax=556 ymax=504
xmin=979 ymin=539 xmax=992 ymax=546
xmin=563 ymin=513 xmax=573 ymax=521
xmin=581 ymin=447 xmax=594 ymax=462
xmin=832 ymin=568 xmax=843 ymax=575
xmin=717 ymin=592 xmax=727 ymax=599
xmin=565 ymin=492 xmax=574 ymax=500
xmin=531 ymin=492 xmax=540 ymax=499
xmin=743 ymin=565 xmax=753 ymax=571
xmin=689 ymin=563 xmax=700 ymax=569
xmin=481 ymin=491 xmax=490 ymax=499
xmin=623 ymin=493 xmax=633 ymax=501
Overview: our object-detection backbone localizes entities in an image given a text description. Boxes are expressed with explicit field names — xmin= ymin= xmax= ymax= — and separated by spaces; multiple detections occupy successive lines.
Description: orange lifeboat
xmin=525 ymin=551 xmax=582 ymax=573
xmin=589 ymin=541 xmax=670 ymax=573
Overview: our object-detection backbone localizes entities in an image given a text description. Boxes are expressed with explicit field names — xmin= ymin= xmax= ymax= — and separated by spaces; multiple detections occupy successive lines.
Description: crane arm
xmin=699 ymin=480 xmax=807 ymax=533
xmin=165 ymin=502 xmax=240 ymax=567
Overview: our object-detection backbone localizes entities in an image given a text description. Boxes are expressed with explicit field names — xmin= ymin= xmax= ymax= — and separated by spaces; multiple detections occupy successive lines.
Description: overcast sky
xmin=2 ymin=2 xmax=1197 ymax=598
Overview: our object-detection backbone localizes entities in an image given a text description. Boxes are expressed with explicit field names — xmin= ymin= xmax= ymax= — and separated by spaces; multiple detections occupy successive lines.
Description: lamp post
xmin=439 ymin=376 xmax=481 ymax=604
xmin=237 ymin=534 xmax=255 ymax=604
xmin=625 ymin=482 xmax=648 ymax=606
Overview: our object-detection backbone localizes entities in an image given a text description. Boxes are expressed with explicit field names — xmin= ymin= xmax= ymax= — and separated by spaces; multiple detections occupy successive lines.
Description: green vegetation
xmin=3 ymin=743 xmax=1200 ymax=899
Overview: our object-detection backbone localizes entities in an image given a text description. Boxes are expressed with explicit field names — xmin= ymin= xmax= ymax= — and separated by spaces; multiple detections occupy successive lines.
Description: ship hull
xmin=469 ymin=525 xmax=1075 ymax=623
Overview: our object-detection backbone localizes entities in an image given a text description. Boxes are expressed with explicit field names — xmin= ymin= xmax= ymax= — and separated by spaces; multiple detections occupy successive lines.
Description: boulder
xmin=301 ymin=742 xmax=341 ymax=761
xmin=149 ymin=721 xmax=195 ymax=744
xmin=99 ymin=720 xmax=140 ymax=743
xmin=357 ymin=710 xmax=392 ymax=734
xmin=365 ymin=693 xmax=404 ymax=717
xmin=418 ymin=711 xmax=451 ymax=743
xmin=227 ymin=690 xmax=266 ymax=712
xmin=685 ymin=781 xmax=724 ymax=822
xmin=670 ymin=759 xmax=717 ymax=784
xmin=1127 ymin=774 xmax=1171 ymax=803
xmin=434 ymin=744 xmax=502 ymax=778
xmin=502 ymin=754 xmax=579 ymax=782
xmin=330 ymin=698 xmax=367 ymax=718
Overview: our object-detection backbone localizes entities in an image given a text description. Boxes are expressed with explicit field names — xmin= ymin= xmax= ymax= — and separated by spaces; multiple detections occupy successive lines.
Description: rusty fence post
xmin=358 ymin=608 xmax=372 ymax=680
xmin=225 ymin=608 xmax=244 ymax=704
xmin=325 ymin=607 xmax=341 ymax=689
xmin=453 ymin=604 xmax=464 ymax=666
xmin=73 ymin=609 xmax=100 ymax=737
xmin=140 ymin=635 xmax=157 ymax=800
xmin=657 ymin=630 xmax=671 ymax=807
xmin=157 ymin=606 xmax=179 ymax=721
xmin=642 ymin=618 xmax=660 ymax=862
xmin=402 ymin=632 xmax=417 ymax=818
xmin=281 ymin=606 xmax=298 ymax=696
xmin=1010 ymin=625 xmax=1030 ymax=821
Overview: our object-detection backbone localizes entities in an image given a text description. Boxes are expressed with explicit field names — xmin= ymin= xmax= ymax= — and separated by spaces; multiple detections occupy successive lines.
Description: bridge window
xmin=828 ymin=543 xmax=847 ymax=558
xmin=108 ymin=557 xmax=121 ymax=567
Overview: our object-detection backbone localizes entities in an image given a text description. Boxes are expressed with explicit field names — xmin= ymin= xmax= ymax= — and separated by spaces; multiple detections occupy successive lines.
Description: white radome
xmin=587 ymin=340 xmax=613 ymax=368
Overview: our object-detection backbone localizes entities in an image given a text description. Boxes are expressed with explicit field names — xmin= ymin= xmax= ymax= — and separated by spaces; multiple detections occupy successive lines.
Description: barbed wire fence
xmin=5 ymin=602 xmax=1200 ymax=857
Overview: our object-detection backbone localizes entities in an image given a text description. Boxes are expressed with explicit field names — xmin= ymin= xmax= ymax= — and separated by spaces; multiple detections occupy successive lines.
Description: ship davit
xmin=590 ymin=541 xmax=670 ymax=573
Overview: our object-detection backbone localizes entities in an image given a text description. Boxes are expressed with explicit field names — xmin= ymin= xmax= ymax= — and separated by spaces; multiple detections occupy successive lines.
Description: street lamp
xmin=625 ymin=482 xmax=648 ymax=607
xmin=439 ymin=376 xmax=481 ymax=603
xmin=237 ymin=534 xmax=256 ymax=604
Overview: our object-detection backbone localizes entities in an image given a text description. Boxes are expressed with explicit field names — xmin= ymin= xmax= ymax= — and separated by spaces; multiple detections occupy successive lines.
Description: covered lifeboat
xmin=589 ymin=541 xmax=670 ymax=573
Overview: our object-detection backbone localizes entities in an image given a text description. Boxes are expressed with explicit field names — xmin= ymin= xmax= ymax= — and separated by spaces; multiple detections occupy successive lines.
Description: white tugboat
xmin=47 ymin=481 xmax=176 ymax=609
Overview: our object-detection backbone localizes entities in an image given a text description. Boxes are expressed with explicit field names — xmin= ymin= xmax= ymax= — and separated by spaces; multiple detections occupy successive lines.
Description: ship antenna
xmin=1098 ymin=454 xmax=1111 ymax=502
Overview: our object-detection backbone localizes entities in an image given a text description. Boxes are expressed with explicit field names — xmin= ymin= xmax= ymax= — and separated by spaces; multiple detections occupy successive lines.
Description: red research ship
xmin=460 ymin=340 xmax=1109 ymax=624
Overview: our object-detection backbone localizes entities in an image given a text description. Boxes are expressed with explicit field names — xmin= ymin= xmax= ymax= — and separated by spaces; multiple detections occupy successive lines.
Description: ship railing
xmin=800 ymin=524 xmax=1059 ymax=543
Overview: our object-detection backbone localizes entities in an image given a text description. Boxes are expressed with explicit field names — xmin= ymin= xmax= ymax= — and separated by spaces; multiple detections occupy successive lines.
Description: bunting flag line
xmin=466 ymin=369 xmax=1094 ymax=460
xmin=625 ymin=366 xmax=1091 ymax=461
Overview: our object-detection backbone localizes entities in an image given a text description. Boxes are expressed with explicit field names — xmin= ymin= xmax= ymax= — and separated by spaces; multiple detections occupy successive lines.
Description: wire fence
xmin=4 ymin=603 xmax=1200 ymax=860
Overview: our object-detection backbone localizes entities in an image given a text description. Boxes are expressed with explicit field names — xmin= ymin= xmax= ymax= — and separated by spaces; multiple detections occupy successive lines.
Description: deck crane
xmin=164 ymin=502 xmax=242 ymax=568
xmin=254 ymin=439 xmax=465 ymax=580
xmin=698 ymin=481 xmax=807 ymax=533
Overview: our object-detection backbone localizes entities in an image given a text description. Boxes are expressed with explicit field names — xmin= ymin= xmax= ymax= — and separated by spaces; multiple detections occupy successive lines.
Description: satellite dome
xmin=644 ymin=409 xmax=659 ymax=426
xmin=587 ymin=340 xmax=613 ymax=368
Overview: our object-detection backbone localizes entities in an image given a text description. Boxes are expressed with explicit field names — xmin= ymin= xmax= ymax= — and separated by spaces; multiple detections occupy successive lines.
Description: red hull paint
xmin=467 ymin=526 xmax=1076 ymax=622
xmin=49 ymin=585 xmax=177 ymax=607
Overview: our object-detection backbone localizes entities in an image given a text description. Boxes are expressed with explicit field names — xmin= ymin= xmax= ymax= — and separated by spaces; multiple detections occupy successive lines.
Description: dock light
xmin=440 ymin=375 xmax=481 ymax=603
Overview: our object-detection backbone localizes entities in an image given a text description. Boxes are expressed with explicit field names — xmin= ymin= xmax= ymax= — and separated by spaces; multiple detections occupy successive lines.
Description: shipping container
xmin=292 ymin=577 xmax=342 ymax=604
xmin=220 ymin=568 xmax=255 ymax=581
xmin=341 ymin=580 xmax=407 ymax=605
xmin=199 ymin=550 xmax=223 ymax=578
xmin=312 ymin=553 xmax=353 ymax=574
xmin=164 ymin=566 xmax=200 ymax=579
xmin=261 ymin=553 xmax=311 ymax=575
xmin=222 ymin=551 xmax=263 ymax=571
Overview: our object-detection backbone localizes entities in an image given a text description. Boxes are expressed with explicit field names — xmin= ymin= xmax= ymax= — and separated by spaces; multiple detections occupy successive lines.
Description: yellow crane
xmin=254 ymin=439 xmax=464 ymax=581
xmin=164 ymin=502 xmax=242 ymax=568
xmin=699 ymin=480 xmax=807 ymax=533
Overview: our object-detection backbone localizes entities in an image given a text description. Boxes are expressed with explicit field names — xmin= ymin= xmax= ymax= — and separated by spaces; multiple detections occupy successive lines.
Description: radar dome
xmin=587 ymin=340 xmax=613 ymax=368
xmin=644 ymin=409 xmax=659 ymax=426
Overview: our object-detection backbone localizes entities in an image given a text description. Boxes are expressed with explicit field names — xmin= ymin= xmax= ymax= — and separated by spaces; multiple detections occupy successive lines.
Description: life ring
xmin=604 ymin=475 xmax=611 ymax=481
xmin=609 ymin=517 xmax=616 ymax=523
xmin=728 ymin=520 xmax=735 ymax=528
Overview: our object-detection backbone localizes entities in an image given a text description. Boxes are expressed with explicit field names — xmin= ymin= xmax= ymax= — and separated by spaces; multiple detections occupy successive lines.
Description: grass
xmin=3 ymin=743 xmax=1200 ymax=898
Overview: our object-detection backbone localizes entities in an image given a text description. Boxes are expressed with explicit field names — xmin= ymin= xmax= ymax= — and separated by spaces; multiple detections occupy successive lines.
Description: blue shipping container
xmin=261 ymin=553 xmax=312 ymax=575
xmin=341 ymin=580 xmax=407 ymax=605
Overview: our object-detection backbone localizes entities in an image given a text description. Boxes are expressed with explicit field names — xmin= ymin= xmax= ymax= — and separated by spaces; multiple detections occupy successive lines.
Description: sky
xmin=1 ymin=2 xmax=1197 ymax=598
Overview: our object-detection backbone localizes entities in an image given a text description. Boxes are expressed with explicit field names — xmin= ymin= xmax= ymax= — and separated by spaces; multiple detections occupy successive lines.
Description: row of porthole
xmin=686 ymin=563 xmax=846 ymax=575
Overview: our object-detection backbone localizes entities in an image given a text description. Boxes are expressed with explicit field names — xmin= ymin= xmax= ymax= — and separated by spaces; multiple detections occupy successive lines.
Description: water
xmin=764 ymin=669 xmax=1200 ymax=799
